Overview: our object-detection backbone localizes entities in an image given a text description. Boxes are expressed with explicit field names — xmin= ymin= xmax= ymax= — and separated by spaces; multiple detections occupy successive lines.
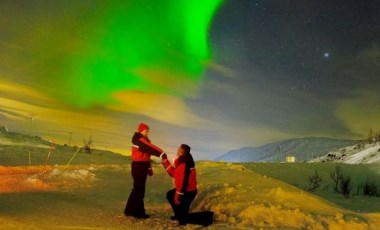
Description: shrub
xmin=308 ymin=169 xmax=322 ymax=191
xmin=330 ymin=165 xmax=343 ymax=193
xmin=83 ymin=136 xmax=94 ymax=153
xmin=339 ymin=175 xmax=352 ymax=198
xmin=368 ymin=129 xmax=374 ymax=144
xmin=363 ymin=176 xmax=380 ymax=197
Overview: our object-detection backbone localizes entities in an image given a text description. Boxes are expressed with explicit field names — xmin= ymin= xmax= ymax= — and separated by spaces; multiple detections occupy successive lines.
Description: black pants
xmin=124 ymin=161 xmax=149 ymax=216
xmin=167 ymin=188 xmax=197 ymax=224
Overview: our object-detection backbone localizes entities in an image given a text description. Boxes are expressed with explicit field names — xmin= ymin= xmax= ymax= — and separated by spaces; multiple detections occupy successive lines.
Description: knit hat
xmin=138 ymin=123 xmax=149 ymax=132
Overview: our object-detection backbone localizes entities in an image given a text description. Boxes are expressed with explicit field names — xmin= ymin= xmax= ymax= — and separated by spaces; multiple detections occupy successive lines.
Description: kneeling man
xmin=162 ymin=144 xmax=197 ymax=225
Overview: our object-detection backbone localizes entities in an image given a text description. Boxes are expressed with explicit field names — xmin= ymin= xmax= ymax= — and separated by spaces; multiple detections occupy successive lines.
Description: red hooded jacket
xmin=162 ymin=153 xmax=197 ymax=194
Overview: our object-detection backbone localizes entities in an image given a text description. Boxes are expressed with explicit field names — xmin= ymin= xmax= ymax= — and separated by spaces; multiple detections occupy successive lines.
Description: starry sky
xmin=1 ymin=0 xmax=379 ymax=160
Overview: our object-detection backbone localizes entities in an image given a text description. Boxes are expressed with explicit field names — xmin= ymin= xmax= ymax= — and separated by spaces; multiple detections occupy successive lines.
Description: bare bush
xmin=339 ymin=175 xmax=352 ymax=198
xmin=83 ymin=136 xmax=94 ymax=153
xmin=330 ymin=165 xmax=343 ymax=193
xmin=308 ymin=170 xmax=322 ymax=191
xmin=363 ymin=177 xmax=380 ymax=197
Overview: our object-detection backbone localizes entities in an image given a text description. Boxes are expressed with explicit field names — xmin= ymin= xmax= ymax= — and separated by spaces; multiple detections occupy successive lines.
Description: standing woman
xmin=124 ymin=122 xmax=167 ymax=219
xmin=162 ymin=144 xmax=197 ymax=225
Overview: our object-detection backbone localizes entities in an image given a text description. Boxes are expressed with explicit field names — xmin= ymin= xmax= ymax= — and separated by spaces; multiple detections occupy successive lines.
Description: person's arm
xmin=162 ymin=158 xmax=175 ymax=177
xmin=135 ymin=136 xmax=165 ymax=157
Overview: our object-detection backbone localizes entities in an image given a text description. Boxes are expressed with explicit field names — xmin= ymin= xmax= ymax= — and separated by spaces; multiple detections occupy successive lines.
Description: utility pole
xmin=68 ymin=132 xmax=72 ymax=146
xmin=28 ymin=114 xmax=35 ymax=166
xmin=29 ymin=114 xmax=35 ymax=136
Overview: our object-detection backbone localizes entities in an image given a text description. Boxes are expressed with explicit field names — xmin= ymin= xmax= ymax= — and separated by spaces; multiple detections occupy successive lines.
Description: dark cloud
xmin=202 ymin=0 xmax=380 ymax=138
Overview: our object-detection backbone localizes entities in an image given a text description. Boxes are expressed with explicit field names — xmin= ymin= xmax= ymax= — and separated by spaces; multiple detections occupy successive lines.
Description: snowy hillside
xmin=215 ymin=137 xmax=355 ymax=162
xmin=311 ymin=142 xmax=380 ymax=164
xmin=0 ymin=126 xmax=131 ymax=166
xmin=0 ymin=126 xmax=51 ymax=148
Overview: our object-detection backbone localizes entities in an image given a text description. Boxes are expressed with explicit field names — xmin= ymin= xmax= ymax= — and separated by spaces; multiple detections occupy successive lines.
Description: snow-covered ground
xmin=311 ymin=142 xmax=380 ymax=164
xmin=1 ymin=162 xmax=379 ymax=229
xmin=344 ymin=145 xmax=380 ymax=164
xmin=0 ymin=135 xmax=51 ymax=148
xmin=1 ymin=131 xmax=380 ymax=228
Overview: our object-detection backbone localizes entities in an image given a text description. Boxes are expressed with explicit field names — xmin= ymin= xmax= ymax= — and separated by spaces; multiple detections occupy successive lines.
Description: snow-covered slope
xmin=311 ymin=142 xmax=380 ymax=164
xmin=344 ymin=145 xmax=380 ymax=164
xmin=216 ymin=137 xmax=355 ymax=162
xmin=0 ymin=126 xmax=51 ymax=148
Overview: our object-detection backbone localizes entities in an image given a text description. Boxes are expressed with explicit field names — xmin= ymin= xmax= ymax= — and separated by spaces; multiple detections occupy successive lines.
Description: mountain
xmin=214 ymin=137 xmax=355 ymax=162
xmin=0 ymin=126 xmax=131 ymax=166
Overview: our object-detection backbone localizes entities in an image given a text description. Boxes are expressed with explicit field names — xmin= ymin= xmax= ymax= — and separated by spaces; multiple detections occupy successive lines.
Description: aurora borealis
xmin=1 ymin=0 xmax=380 ymax=159
xmin=1 ymin=0 xmax=222 ymax=107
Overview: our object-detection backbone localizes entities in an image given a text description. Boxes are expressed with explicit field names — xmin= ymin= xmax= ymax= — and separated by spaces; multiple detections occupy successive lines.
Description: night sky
xmin=1 ymin=0 xmax=379 ymax=160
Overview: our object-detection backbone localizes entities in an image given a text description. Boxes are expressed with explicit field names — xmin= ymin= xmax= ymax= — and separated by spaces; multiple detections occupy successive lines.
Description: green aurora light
xmin=29 ymin=0 xmax=224 ymax=107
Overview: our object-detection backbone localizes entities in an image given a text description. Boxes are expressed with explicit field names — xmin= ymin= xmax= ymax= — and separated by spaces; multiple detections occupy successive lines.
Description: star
xmin=324 ymin=52 xmax=330 ymax=58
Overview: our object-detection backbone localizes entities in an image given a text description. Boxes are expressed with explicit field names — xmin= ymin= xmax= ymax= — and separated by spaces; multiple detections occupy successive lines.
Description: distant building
xmin=286 ymin=155 xmax=296 ymax=163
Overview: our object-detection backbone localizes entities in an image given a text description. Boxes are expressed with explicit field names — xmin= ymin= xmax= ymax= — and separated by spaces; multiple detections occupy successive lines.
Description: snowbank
xmin=190 ymin=162 xmax=378 ymax=229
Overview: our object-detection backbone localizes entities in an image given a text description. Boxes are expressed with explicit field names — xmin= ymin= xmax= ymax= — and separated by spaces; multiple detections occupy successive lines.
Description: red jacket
xmin=131 ymin=132 xmax=164 ymax=161
xmin=162 ymin=154 xmax=197 ymax=194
